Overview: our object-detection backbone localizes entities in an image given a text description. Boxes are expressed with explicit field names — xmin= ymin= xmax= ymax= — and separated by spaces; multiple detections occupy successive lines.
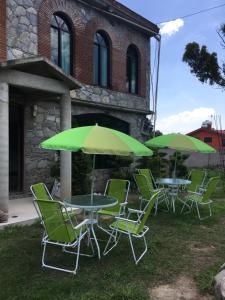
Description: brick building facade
xmin=0 ymin=0 xmax=159 ymax=218
xmin=187 ymin=121 xmax=225 ymax=150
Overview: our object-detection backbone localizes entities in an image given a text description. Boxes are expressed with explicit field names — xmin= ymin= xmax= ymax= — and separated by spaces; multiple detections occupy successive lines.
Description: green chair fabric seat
xmin=110 ymin=219 xmax=140 ymax=235
xmin=30 ymin=182 xmax=77 ymax=218
xmin=34 ymin=198 xmax=91 ymax=274
xmin=103 ymin=191 xmax=160 ymax=264
xmin=134 ymin=173 xmax=169 ymax=214
xmin=97 ymin=179 xmax=130 ymax=236
xmin=181 ymin=177 xmax=219 ymax=220
xmin=187 ymin=169 xmax=207 ymax=193
xmin=137 ymin=169 xmax=156 ymax=190
xmin=98 ymin=179 xmax=130 ymax=217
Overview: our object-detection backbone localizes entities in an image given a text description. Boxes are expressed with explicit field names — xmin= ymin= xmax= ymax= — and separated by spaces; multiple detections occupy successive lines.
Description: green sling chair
xmin=137 ymin=169 xmax=156 ymax=190
xmin=187 ymin=169 xmax=207 ymax=193
xmin=181 ymin=177 xmax=219 ymax=220
xmin=103 ymin=191 xmax=160 ymax=264
xmin=34 ymin=199 xmax=93 ymax=275
xmin=135 ymin=172 xmax=169 ymax=214
xmin=30 ymin=183 xmax=77 ymax=241
xmin=30 ymin=183 xmax=77 ymax=217
xmin=97 ymin=179 xmax=130 ymax=235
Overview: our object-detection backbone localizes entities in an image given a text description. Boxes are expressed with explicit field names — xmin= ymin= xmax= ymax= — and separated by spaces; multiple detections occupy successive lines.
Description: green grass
xmin=1 ymin=195 xmax=225 ymax=300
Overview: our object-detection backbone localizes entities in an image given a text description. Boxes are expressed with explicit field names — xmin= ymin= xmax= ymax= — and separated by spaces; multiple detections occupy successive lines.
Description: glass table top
xmin=157 ymin=178 xmax=191 ymax=186
xmin=64 ymin=194 xmax=118 ymax=209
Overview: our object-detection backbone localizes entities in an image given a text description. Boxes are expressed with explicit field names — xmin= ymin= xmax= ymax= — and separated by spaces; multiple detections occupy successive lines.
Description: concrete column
xmin=60 ymin=90 xmax=72 ymax=201
xmin=0 ymin=82 xmax=9 ymax=222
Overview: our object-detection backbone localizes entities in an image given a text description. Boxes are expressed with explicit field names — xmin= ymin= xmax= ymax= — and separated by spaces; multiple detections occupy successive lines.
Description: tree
xmin=183 ymin=23 xmax=225 ymax=89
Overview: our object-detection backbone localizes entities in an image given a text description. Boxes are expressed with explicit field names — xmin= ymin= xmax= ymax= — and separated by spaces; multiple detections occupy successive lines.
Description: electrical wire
xmin=157 ymin=2 xmax=225 ymax=24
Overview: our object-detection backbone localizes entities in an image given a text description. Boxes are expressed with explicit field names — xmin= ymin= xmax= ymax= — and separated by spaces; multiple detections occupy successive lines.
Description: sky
xmin=118 ymin=0 xmax=225 ymax=134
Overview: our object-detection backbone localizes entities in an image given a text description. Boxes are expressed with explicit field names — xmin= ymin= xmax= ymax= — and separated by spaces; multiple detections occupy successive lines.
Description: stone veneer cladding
xmin=0 ymin=0 xmax=7 ymax=61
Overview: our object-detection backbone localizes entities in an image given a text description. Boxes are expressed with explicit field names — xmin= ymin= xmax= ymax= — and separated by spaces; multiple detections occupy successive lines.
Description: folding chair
xmin=134 ymin=173 xmax=169 ymax=214
xmin=31 ymin=183 xmax=78 ymax=242
xmin=34 ymin=199 xmax=93 ymax=274
xmin=137 ymin=169 xmax=157 ymax=190
xmin=187 ymin=169 xmax=207 ymax=193
xmin=181 ymin=177 xmax=219 ymax=220
xmin=30 ymin=183 xmax=78 ymax=217
xmin=103 ymin=191 xmax=160 ymax=264
xmin=97 ymin=179 xmax=130 ymax=235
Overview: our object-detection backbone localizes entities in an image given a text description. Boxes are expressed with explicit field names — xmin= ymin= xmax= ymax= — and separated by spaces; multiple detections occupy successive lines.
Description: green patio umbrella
xmin=145 ymin=133 xmax=216 ymax=177
xmin=41 ymin=125 xmax=153 ymax=201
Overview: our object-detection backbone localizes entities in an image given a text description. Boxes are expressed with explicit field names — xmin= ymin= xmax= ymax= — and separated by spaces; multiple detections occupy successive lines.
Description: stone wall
xmin=6 ymin=0 xmax=42 ymax=59
xmin=22 ymin=98 xmax=147 ymax=193
xmin=0 ymin=0 xmax=7 ymax=61
xmin=70 ymin=84 xmax=149 ymax=114
xmin=23 ymin=100 xmax=60 ymax=192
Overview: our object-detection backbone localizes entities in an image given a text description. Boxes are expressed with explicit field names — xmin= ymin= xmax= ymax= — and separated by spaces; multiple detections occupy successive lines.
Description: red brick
xmin=38 ymin=0 xmax=149 ymax=97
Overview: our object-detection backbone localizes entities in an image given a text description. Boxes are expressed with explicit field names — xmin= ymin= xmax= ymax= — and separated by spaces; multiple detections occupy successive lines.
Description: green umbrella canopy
xmin=41 ymin=125 xmax=153 ymax=157
xmin=145 ymin=133 xmax=216 ymax=153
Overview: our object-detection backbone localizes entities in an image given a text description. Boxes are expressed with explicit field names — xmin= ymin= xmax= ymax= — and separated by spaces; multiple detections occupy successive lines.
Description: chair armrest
xmin=120 ymin=202 xmax=128 ymax=207
xmin=128 ymin=208 xmax=144 ymax=215
xmin=74 ymin=219 xmax=89 ymax=230
xmin=115 ymin=216 xmax=138 ymax=224
xmin=188 ymin=191 xmax=202 ymax=196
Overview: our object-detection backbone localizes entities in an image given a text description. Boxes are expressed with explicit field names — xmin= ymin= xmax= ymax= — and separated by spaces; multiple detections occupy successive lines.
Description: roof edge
xmin=78 ymin=0 xmax=159 ymax=35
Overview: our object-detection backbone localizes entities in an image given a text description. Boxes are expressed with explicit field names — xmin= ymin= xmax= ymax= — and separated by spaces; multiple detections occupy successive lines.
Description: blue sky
xmin=118 ymin=0 xmax=225 ymax=133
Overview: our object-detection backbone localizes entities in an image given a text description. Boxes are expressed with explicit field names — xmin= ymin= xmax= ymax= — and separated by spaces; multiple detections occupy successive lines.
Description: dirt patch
xmin=189 ymin=242 xmax=216 ymax=254
xmin=149 ymin=276 xmax=213 ymax=300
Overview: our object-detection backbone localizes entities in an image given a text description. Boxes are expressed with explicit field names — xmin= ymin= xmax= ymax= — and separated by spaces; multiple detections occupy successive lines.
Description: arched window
xmin=51 ymin=14 xmax=72 ymax=75
xmin=93 ymin=32 xmax=110 ymax=87
xmin=127 ymin=45 xmax=139 ymax=94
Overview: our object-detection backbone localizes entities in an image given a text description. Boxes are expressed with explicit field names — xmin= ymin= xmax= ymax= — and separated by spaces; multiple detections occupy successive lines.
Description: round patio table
xmin=156 ymin=178 xmax=191 ymax=213
xmin=64 ymin=194 xmax=117 ymax=259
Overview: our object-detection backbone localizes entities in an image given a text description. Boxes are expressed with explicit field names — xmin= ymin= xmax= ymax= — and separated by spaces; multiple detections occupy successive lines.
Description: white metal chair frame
xmin=180 ymin=177 xmax=219 ymax=220
xmin=103 ymin=193 xmax=158 ymax=264
xmin=34 ymin=199 xmax=94 ymax=275
xmin=180 ymin=190 xmax=213 ymax=220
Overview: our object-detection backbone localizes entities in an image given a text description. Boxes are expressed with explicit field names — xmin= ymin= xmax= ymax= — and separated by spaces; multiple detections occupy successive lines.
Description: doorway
xmin=9 ymin=103 xmax=24 ymax=192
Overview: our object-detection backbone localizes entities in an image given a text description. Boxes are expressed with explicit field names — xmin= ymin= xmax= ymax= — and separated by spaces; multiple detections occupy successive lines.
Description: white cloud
xmin=156 ymin=107 xmax=216 ymax=134
xmin=160 ymin=18 xmax=184 ymax=37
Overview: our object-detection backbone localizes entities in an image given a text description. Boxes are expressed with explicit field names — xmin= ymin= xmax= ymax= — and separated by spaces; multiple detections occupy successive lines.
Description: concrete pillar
xmin=0 ymin=82 xmax=9 ymax=222
xmin=60 ymin=90 xmax=72 ymax=201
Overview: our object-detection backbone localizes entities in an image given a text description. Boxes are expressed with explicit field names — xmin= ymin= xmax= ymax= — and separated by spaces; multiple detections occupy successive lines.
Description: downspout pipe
xmin=153 ymin=34 xmax=161 ymax=137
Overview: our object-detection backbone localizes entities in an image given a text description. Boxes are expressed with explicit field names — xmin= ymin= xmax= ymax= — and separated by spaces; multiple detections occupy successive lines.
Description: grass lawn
xmin=1 ymin=193 xmax=225 ymax=300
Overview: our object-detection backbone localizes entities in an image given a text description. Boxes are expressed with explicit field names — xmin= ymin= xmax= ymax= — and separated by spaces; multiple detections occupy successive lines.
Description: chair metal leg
xmin=103 ymin=227 xmax=120 ymax=256
xmin=42 ymin=242 xmax=77 ymax=274
xmin=128 ymin=233 xmax=148 ymax=265
xmin=74 ymin=235 xmax=81 ymax=274
xmin=195 ymin=202 xmax=212 ymax=220
xmin=41 ymin=232 xmax=89 ymax=274
xmin=154 ymin=198 xmax=159 ymax=215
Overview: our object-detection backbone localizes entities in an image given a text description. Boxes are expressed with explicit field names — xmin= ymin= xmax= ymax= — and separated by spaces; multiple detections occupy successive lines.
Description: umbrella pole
xmin=90 ymin=154 xmax=96 ymax=205
xmin=173 ymin=151 xmax=177 ymax=178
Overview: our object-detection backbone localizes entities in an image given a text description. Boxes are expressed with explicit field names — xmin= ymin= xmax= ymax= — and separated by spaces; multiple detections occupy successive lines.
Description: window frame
xmin=50 ymin=13 xmax=73 ymax=75
xmin=93 ymin=31 xmax=110 ymax=88
xmin=126 ymin=45 xmax=139 ymax=95
xmin=204 ymin=136 xmax=213 ymax=143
